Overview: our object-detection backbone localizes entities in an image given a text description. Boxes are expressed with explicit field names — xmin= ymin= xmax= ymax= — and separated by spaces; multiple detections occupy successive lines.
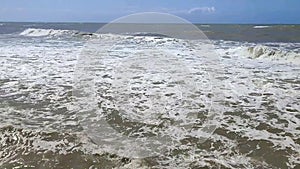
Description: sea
xmin=0 ymin=22 xmax=299 ymax=169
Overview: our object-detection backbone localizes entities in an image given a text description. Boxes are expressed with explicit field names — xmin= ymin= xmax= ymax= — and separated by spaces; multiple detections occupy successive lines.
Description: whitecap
xmin=253 ymin=25 xmax=271 ymax=29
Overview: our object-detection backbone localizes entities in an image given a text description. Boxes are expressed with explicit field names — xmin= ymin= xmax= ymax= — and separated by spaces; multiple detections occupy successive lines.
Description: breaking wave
xmin=19 ymin=28 xmax=94 ymax=37
xmin=219 ymin=43 xmax=300 ymax=64
xmin=253 ymin=25 xmax=271 ymax=29
xmin=247 ymin=45 xmax=300 ymax=60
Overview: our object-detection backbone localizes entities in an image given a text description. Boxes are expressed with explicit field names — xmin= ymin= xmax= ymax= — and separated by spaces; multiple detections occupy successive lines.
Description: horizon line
xmin=1 ymin=21 xmax=300 ymax=25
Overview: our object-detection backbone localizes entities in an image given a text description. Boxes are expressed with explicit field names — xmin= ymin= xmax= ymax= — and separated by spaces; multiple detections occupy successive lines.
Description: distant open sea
xmin=1 ymin=22 xmax=300 ymax=42
xmin=0 ymin=22 xmax=299 ymax=169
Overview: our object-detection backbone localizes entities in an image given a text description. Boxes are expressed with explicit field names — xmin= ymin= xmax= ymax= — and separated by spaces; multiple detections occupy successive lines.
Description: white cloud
xmin=188 ymin=7 xmax=215 ymax=14
xmin=121 ymin=6 xmax=216 ymax=15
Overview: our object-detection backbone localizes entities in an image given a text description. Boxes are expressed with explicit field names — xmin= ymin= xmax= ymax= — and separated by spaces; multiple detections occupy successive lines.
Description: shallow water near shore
xmin=0 ymin=23 xmax=299 ymax=168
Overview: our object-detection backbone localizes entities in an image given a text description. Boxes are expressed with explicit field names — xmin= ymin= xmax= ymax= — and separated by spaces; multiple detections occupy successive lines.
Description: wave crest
xmin=253 ymin=25 xmax=271 ymax=29
xmin=247 ymin=45 xmax=300 ymax=61
xmin=19 ymin=28 xmax=94 ymax=37
xmin=219 ymin=43 xmax=300 ymax=64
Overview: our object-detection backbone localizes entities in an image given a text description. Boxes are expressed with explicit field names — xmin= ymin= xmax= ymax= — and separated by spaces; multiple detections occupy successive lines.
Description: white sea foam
xmin=19 ymin=28 xmax=99 ymax=38
xmin=0 ymin=34 xmax=299 ymax=168
xmin=19 ymin=28 xmax=76 ymax=37
xmin=200 ymin=24 xmax=210 ymax=27
xmin=218 ymin=43 xmax=300 ymax=64
xmin=247 ymin=45 xmax=300 ymax=60
xmin=253 ymin=25 xmax=271 ymax=29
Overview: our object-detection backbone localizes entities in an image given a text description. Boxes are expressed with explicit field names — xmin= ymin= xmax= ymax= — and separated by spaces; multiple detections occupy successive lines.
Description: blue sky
xmin=0 ymin=0 xmax=299 ymax=23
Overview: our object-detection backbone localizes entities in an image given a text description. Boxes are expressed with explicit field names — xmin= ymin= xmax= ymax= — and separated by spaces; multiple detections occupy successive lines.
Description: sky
xmin=0 ymin=0 xmax=299 ymax=24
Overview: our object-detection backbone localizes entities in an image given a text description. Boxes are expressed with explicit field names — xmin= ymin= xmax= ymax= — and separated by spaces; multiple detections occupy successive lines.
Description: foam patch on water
xmin=73 ymin=31 xmax=225 ymax=158
xmin=0 ymin=33 xmax=299 ymax=168
xmin=253 ymin=25 xmax=271 ymax=29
